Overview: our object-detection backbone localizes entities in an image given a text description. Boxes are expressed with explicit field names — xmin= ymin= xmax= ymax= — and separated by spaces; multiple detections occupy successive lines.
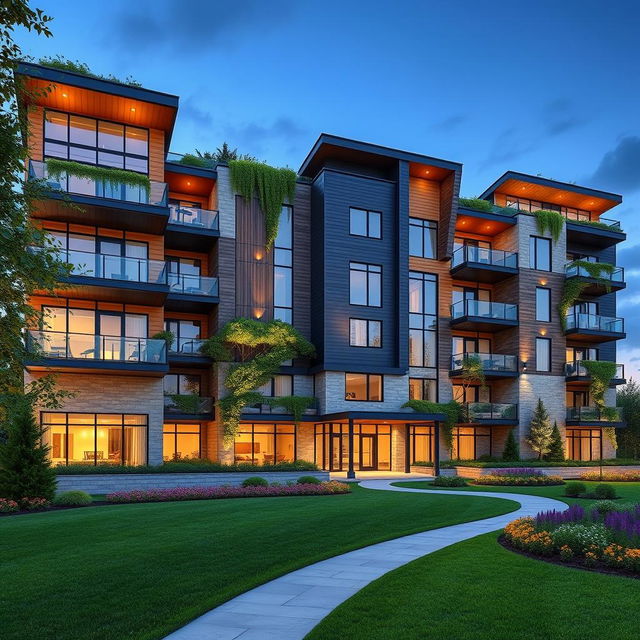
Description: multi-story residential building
xmin=18 ymin=62 xmax=627 ymax=475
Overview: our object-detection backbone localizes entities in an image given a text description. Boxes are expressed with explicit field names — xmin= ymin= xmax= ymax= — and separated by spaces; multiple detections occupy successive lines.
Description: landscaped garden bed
xmin=436 ymin=459 xmax=640 ymax=468
xmin=502 ymin=501 xmax=640 ymax=577
xmin=54 ymin=460 xmax=319 ymax=474
xmin=580 ymin=471 xmax=640 ymax=482
xmin=473 ymin=468 xmax=564 ymax=486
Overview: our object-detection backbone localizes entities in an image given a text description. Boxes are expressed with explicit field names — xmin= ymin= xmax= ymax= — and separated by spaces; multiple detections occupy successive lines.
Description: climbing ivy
xmin=168 ymin=394 xmax=203 ymax=415
xmin=582 ymin=360 xmax=620 ymax=449
xmin=402 ymin=399 xmax=461 ymax=457
xmin=533 ymin=209 xmax=565 ymax=242
xmin=46 ymin=158 xmax=150 ymax=193
xmin=266 ymin=396 xmax=316 ymax=423
xmin=229 ymin=160 xmax=297 ymax=249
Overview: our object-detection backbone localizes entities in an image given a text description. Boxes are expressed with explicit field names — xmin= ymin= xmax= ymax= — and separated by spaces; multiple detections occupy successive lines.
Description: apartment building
xmin=18 ymin=62 xmax=627 ymax=474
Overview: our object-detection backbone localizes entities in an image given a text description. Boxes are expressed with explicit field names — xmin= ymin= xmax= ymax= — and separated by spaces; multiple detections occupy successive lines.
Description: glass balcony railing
xmin=244 ymin=397 xmax=318 ymax=416
xmin=168 ymin=273 xmax=219 ymax=297
xmin=163 ymin=395 xmax=213 ymax=415
xmin=168 ymin=338 xmax=207 ymax=356
xmin=29 ymin=159 xmax=167 ymax=206
xmin=565 ymin=312 xmax=624 ymax=333
xmin=451 ymin=299 xmax=518 ymax=321
xmin=27 ymin=330 xmax=166 ymax=363
xmin=57 ymin=249 xmax=167 ymax=284
xmin=565 ymin=263 xmax=624 ymax=282
xmin=565 ymin=361 xmax=624 ymax=379
xmin=168 ymin=204 xmax=219 ymax=231
xmin=451 ymin=353 xmax=518 ymax=373
xmin=566 ymin=407 xmax=622 ymax=422
xmin=461 ymin=403 xmax=518 ymax=421
xmin=452 ymin=245 xmax=518 ymax=269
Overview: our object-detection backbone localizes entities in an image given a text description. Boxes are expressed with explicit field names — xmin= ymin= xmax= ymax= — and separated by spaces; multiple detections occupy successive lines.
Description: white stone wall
xmin=216 ymin=165 xmax=236 ymax=239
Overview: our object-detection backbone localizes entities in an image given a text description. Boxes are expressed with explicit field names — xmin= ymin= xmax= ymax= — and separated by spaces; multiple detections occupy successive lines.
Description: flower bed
xmin=503 ymin=503 xmax=640 ymax=575
xmin=474 ymin=471 xmax=564 ymax=486
xmin=107 ymin=481 xmax=351 ymax=504
xmin=436 ymin=459 xmax=640 ymax=468
xmin=0 ymin=497 xmax=50 ymax=514
xmin=580 ymin=471 xmax=640 ymax=482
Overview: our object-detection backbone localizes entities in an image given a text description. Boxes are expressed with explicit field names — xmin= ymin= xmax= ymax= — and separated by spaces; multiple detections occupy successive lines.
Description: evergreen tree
xmin=545 ymin=421 xmax=565 ymax=462
xmin=0 ymin=396 xmax=57 ymax=500
xmin=617 ymin=380 xmax=640 ymax=458
xmin=526 ymin=398 xmax=553 ymax=459
xmin=502 ymin=428 xmax=520 ymax=461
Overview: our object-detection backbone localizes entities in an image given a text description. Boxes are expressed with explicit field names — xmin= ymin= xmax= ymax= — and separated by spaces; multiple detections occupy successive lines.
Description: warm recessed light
xmin=130 ymin=107 xmax=136 ymax=112
xmin=62 ymin=93 xmax=68 ymax=98
xmin=425 ymin=170 xmax=430 ymax=175
xmin=521 ymin=186 xmax=526 ymax=191
xmin=186 ymin=181 xmax=191 ymax=186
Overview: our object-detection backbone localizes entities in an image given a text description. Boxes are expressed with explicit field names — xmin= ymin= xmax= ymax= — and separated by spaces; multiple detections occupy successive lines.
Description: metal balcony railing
xmin=451 ymin=299 xmax=518 ymax=321
xmin=565 ymin=361 xmax=624 ymax=379
xmin=451 ymin=353 xmax=518 ymax=373
xmin=29 ymin=159 xmax=167 ymax=206
xmin=452 ymin=245 xmax=518 ymax=269
xmin=565 ymin=312 xmax=624 ymax=333
xmin=566 ymin=406 xmax=622 ymax=422
xmin=168 ymin=273 xmax=219 ymax=297
xmin=27 ymin=330 xmax=167 ymax=363
xmin=565 ymin=263 xmax=624 ymax=282
xmin=163 ymin=395 xmax=213 ymax=415
xmin=168 ymin=338 xmax=207 ymax=356
xmin=461 ymin=403 xmax=518 ymax=421
xmin=243 ymin=397 xmax=318 ymax=416
xmin=168 ymin=203 xmax=219 ymax=231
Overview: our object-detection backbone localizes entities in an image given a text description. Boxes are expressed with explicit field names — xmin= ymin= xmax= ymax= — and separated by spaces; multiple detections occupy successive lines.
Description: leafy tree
xmin=526 ymin=398 xmax=553 ymax=459
xmin=617 ymin=379 xmax=640 ymax=458
xmin=502 ymin=428 xmax=520 ymax=461
xmin=196 ymin=143 xmax=257 ymax=164
xmin=545 ymin=420 xmax=565 ymax=462
xmin=0 ymin=394 xmax=56 ymax=500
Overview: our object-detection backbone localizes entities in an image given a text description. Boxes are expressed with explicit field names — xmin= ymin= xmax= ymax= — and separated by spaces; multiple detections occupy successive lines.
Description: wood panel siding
xmin=27 ymin=105 xmax=44 ymax=161
xmin=293 ymin=183 xmax=312 ymax=340
xmin=149 ymin=129 xmax=165 ymax=183
xmin=409 ymin=177 xmax=440 ymax=220
xmin=215 ymin=237 xmax=236 ymax=331
xmin=439 ymin=169 xmax=461 ymax=260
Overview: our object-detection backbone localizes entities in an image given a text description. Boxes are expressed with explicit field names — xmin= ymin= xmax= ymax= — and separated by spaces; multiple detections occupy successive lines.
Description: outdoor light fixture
xmin=521 ymin=360 xmax=528 ymax=370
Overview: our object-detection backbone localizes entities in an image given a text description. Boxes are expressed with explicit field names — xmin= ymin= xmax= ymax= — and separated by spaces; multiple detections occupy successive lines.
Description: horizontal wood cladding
xmin=149 ymin=130 xmax=165 ymax=183
xmin=409 ymin=177 xmax=440 ymax=220
xmin=27 ymin=105 xmax=44 ymax=161
xmin=439 ymin=169 xmax=461 ymax=260
xmin=293 ymin=183 xmax=311 ymax=340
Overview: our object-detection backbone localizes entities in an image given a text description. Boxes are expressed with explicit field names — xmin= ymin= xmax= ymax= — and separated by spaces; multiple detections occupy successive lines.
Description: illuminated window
xmin=345 ymin=373 xmax=383 ymax=401
xmin=274 ymin=206 xmax=293 ymax=323
xmin=409 ymin=378 xmax=437 ymax=401
xmin=234 ymin=423 xmax=296 ymax=464
xmin=163 ymin=423 xmax=201 ymax=461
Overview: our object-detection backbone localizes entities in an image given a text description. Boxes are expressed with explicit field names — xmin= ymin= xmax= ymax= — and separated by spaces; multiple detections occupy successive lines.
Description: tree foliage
xmin=545 ymin=421 xmax=565 ymax=462
xmin=502 ymin=428 xmax=520 ymax=461
xmin=526 ymin=398 xmax=553 ymax=459
xmin=617 ymin=380 xmax=640 ymax=458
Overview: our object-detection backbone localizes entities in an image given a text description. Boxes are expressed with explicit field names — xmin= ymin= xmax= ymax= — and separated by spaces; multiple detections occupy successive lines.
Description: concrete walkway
xmin=164 ymin=480 xmax=567 ymax=640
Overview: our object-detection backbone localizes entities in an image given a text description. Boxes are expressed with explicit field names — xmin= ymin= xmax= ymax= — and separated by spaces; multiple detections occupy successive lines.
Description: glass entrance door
xmin=360 ymin=435 xmax=376 ymax=471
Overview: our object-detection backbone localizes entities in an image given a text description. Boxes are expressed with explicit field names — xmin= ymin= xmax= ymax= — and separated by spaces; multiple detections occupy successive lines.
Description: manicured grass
xmin=394 ymin=480 xmax=640 ymax=505
xmin=305 ymin=531 xmax=640 ymax=640
xmin=0 ymin=485 xmax=517 ymax=640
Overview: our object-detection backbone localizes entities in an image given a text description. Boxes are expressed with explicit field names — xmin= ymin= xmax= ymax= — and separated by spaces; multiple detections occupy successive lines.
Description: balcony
xmin=168 ymin=339 xmax=211 ymax=366
xmin=565 ymin=215 xmax=625 ymax=248
xmin=565 ymin=361 xmax=625 ymax=385
xmin=242 ymin=397 xmax=319 ymax=418
xmin=26 ymin=331 xmax=168 ymax=375
xmin=459 ymin=403 xmax=518 ymax=425
xmin=565 ymin=263 xmax=625 ymax=296
xmin=28 ymin=159 xmax=169 ymax=233
xmin=450 ymin=353 xmax=518 ymax=378
xmin=564 ymin=312 xmax=625 ymax=343
xmin=163 ymin=395 xmax=214 ymax=418
xmin=450 ymin=300 xmax=518 ymax=332
xmin=566 ymin=406 xmax=624 ymax=426
xmin=451 ymin=246 xmax=518 ymax=283
xmin=57 ymin=250 xmax=168 ymax=304
xmin=166 ymin=274 xmax=219 ymax=312
xmin=166 ymin=203 xmax=220 ymax=251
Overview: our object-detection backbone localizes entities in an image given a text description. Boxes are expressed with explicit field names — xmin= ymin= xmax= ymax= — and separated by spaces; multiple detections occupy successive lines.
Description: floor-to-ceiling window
xmin=566 ymin=428 xmax=602 ymax=461
xmin=409 ymin=425 xmax=434 ymax=463
xmin=163 ymin=423 xmax=201 ymax=461
xmin=452 ymin=426 xmax=491 ymax=460
xmin=234 ymin=423 xmax=296 ymax=464
xmin=274 ymin=205 xmax=293 ymax=323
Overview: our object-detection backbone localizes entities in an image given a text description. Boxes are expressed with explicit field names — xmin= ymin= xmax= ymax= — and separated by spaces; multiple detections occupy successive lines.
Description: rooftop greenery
xmin=35 ymin=55 xmax=142 ymax=87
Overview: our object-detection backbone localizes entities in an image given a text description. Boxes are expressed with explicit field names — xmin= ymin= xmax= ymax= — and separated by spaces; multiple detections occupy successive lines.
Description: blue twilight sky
xmin=16 ymin=0 xmax=640 ymax=374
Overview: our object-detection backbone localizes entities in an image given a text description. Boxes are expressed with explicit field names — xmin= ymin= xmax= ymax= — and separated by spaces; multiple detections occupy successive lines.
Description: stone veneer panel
xmin=216 ymin=165 xmax=236 ymax=239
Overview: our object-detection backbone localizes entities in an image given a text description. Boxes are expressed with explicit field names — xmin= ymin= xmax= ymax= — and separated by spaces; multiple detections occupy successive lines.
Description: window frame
xmin=535 ymin=337 xmax=552 ymax=372
xmin=529 ymin=235 xmax=552 ymax=271
xmin=349 ymin=318 xmax=382 ymax=348
xmin=409 ymin=271 xmax=438 ymax=369
xmin=163 ymin=422 xmax=202 ymax=461
xmin=349 ymin=262 xmax=382 ymax=307
xmin=535 ymin=287 xmax=552 ymax=322
xmin=344 ymin=373 xmax=384 ymax=402
xmin=409 ymin=218 xmax=438 ymax=259
xmin=274 ymin=205 xmax=294 ymax=323
xmin=349 ymin=207 xmax=382 ymax=239
xmin=408 ymin=378 xmax=438 ymax=402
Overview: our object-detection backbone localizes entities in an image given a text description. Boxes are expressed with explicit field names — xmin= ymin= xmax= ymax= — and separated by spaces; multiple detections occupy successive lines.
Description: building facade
xmin=19 ymin=63 xmax=627 ymax=473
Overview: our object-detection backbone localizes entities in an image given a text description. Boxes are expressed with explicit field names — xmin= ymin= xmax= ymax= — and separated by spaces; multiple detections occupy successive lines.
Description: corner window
xmin=350 ymin=319 xmax=382 ymax=347
xmin=350 ymin=262 xmax=382 ymax=307
xmin=529 ymin=236 xmax=551 ymax=271
xmin=536 ymin=337 xmax=551 ymax=372
xmin=350 ymin=207 xmax=381 ymax=239
xmin=409 ymin=218 xmax=437 ymax=258
xmin=345 ymin=373 xmax=383 ymax=401
xmin=535 ymin=287 xmax=551 ymax=322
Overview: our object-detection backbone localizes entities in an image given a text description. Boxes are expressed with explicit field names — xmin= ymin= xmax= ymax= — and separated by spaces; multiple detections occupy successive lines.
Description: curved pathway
xmin=165 ymin=480 xmax=567 ymax=640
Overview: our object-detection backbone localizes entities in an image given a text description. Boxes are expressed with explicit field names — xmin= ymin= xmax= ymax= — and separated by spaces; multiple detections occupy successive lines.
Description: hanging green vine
xmin=458 ymin=197 xmax=493 ymax=212
xmin=266 ymin=396 xmax=316 ymax=424
xmin=229 ymin=160 xmax=297 ymax=249
xmin=533 ymin=209 xmax=565 ymax=243
xmin=402 ymin=399 xmax=461 ymax=457
xmin=168 ymin=394 xmax=203 ymax=415
xmin=151 ymin=331 xmax=175 ymax=348
xmin=201 ymin=318 xmax=314 ymax=444
xmin=582 ymin=360 xmax=620 ymax=448
xmin=45 ymin=158 xmax=151 ymax=193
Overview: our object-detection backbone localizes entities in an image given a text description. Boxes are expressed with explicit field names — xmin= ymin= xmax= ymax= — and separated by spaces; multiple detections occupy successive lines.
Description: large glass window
xmin=410 ymin=425 xmax=434 ymax=463
xmin=350 ymin=262 xmax=382 ymax=307
xmin=409 ymin=378 xmax=437 ymax=401
xmin=409 ymin=272 xmax=437 ymax=368
xmin=165 ymin=318 xmax=201 ymax=353
xmin=350 ymin=207 xmax=381 ymax=239
xmin=163 ymin=423 xmax=201 ymax=461
xmin=529 ymin=236 xmax=551 ymax=271
xmin=349 ymin=318 xmax=382 ymax=347
xmin=234 ymin=423 xmax=296 ymax=464
xmin=566 ymin=428 xmax=602 ymax=461
xmin=42 ymin=412 xmax=147 ymax=466
xmin=536 ymin=287 xmax=551 ymax=322
xmin=409 ymin=218 xmax=437 ymax=258
xmin=452 ymin=426 xmax=491 ymax=460
xmin=255 ymin=374 xmax=293 ymax=397
xmin=345 ymin=373 xmax=383 ymax=401
xmin=536 ymin=337 xmax=551 ymax=372
xmin=274 ymin=205 xmax=293 ymax=323
xmin=504 ymin=195 xmax=591 ymax=221
xmin=164 ymin=374 xmax=201 ymax=396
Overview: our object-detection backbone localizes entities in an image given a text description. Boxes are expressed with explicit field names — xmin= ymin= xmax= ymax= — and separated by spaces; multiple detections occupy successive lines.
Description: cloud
xmin=589 ymin=136 xmax=640 ymax=193
xmin=542 ymin=99 xmax=583 ymax=137
xmin=110 ymin=0 xmax=295 ymax=54
xmin=179 ymin=98 xmax=214 ymax=129
xmin=432 ymin=115 xmax=467 ymax=131
xmin=483 ymin=127 xmax=536 ymax=166
xmin=223 ymin=117 xmax=309 ymax=158
xmin=617 ymin=244 xmax=640 ymax=273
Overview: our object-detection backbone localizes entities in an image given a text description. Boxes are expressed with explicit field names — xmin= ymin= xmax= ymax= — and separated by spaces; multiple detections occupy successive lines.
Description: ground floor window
xmin=234 ymin=423 xmax=296 ymax=465
xmin=452 ymin=426 xmax=491 ymax=460
xmin=163 ymin=423 xmax=201 ymax=461
xmin=566 ymin=428 xmax=602 ymax=461
xmin=42 ymin=412 xmax=147 ymax=466
xmin=409 ymin=425 xmax=434 ymax=463
xmin=314 ymin=423 xmax=392 ymax=471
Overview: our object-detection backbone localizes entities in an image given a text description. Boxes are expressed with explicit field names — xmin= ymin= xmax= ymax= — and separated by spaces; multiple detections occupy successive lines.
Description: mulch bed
xmin=498 ymin=534 xmax=640 ymax=580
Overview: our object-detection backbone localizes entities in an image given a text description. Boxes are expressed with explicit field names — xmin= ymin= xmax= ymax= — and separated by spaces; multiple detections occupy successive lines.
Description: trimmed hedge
xmin=474 ymin=475 xmax=565 ymax=487
xmin=52 ymin=491 xmax=93 ymax=506
xmin=580 ymin=471 xmax=640 ymax=482
xmin=435 ymin=459 xmax=640 ymax=469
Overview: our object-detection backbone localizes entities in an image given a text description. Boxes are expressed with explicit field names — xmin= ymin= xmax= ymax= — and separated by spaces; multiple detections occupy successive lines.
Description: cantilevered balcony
xmin=565 ymin=361 xmax=625 ymax=385
xmin=450 ymin=353 xmax=519 ymax=378
xmin=168 ymin=338 xmax=211 ymax=366
xmin=565 ymin=263 xmax=625 ymax=296
xmin=242 ymin=397 xmax=318 ymax=418
xmin=450 ymin=300 xmax=518 ymax=331
xmin=450 ymin=246 xmax=518 ymax=283
xmin=566 ymin=406 xmax=624 ymax=426
xmin=459 ymin=403 xmax=518 ymax=425
xmin=564 ymin=312 xmax=625 ymax=343
xmin=28 ymin=159 xmax=169 ymax=233
xmin=26 ymin=331 xmax=168 ymax=375
xmin=166 ymin=203 xmax=220 ymax=251
xmin=163 ymin=395 xmax=214 ymax=419
xmin=57 ymin=249 xmax=168 ymax=304
xmin=565 ymin=215 xmax=625 ymax=248
xmin=166 ymin=274 xmax=219 ymax=312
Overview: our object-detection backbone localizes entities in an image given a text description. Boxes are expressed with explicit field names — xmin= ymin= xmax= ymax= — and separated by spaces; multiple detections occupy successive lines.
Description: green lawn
xmin=305 ymin=531 xmax=640 ymax=640
xmin=0 ymin=485 xmax=518 ymax=640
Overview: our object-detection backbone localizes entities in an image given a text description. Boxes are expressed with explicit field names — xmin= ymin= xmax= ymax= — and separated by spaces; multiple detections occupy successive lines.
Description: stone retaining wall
xmin=55 ymin=471 xmax=330 ymax=494
xmin=452 ymin=465 xmax=640 ymax=479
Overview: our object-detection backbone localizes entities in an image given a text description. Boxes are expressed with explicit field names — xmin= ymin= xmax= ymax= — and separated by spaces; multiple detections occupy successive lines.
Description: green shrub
xmin=241 ymin=477 xmax=268 ymax=488
xmin=432 ymin=475 xmax=467 ymax=487
xmin=297 ymin=475 xmax=321 ymax=484
xmin=593 ymin=484 xmax=617 ymax=500
xmin=551 ymin=523 xmax=610 ymax=553
xmin=52 ymin=490 xmax=92 ymax=506
xmin=54 ymin=460 xmax=318 ymax=474
xmin=565 ymin=481 xmax=586 ymax=497
xmin=592 ymin=500 xmax=618 ymax=516
xmin=458 ymin=197 xmax=493 ymax=212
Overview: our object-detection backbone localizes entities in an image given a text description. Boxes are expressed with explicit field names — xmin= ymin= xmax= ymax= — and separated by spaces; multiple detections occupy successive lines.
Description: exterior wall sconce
xmin=521 ymin=360 xmax=528 ymax=371
xmin=254 ymin=251 xmax=264 ymax=261
xmin=253 ymin=308 xmax=265 ymax=319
